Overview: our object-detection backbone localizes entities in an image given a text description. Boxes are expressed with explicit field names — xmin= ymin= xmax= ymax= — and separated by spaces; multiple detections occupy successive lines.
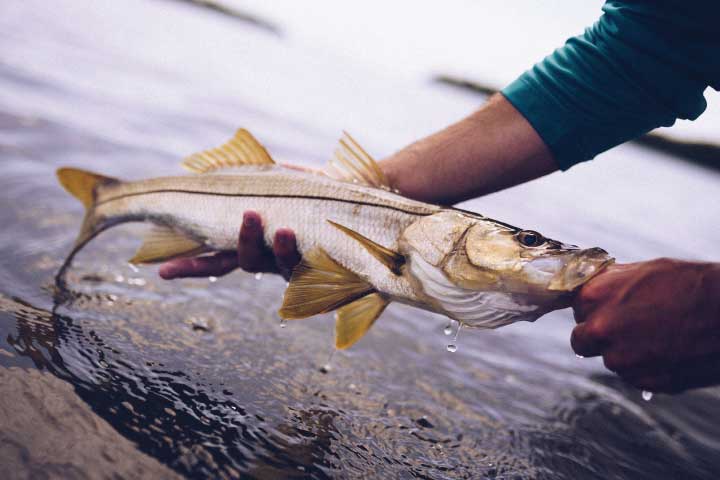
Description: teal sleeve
xmin=501 ymin=0 xmax=720 ymax=170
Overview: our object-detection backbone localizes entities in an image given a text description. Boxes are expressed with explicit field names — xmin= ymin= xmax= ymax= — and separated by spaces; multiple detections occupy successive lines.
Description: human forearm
xmin=380 ymin=94 xmax=557 ymax=205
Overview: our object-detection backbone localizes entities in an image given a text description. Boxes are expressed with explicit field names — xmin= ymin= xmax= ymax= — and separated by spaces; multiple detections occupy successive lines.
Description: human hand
xmin=158 ymin=211 xmax=301 ymax=281
xmin=571 ymin=258 xmax=720 ymax=393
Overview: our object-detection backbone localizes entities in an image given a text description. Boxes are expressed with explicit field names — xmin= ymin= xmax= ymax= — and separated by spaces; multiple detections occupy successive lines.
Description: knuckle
xmin=584 ymin=319 xmax=610 ymax=342
xmin=602 ymin=351 xmax=626 ymax=372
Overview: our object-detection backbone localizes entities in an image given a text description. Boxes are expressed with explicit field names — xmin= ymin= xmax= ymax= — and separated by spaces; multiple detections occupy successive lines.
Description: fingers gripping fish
xmin=56 ymin=129 xmax=613 ymax=349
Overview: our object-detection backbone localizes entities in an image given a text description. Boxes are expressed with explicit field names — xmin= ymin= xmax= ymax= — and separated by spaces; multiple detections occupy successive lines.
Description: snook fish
xmin=57 ymin=129 xmax=613 ymax=349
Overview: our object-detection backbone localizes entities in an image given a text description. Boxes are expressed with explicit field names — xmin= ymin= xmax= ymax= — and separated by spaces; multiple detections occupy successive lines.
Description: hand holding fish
xmin=159 ymin=211 xmax=301 ymax=281
xmin=572 ymin=259 xmax=720 ymax=393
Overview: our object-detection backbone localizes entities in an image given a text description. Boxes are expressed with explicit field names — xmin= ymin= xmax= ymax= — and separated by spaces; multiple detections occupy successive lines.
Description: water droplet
xmin=208 ymin=276 xmax=217 ymax=283
xmin=447 ymin=322 xmax=462 ymax=352
xmin=642 ymin=390 xmax=653 ymax=401
xmin=443 ymin=323 xmax=453 ymax=335
xmin=576 ymin=354 xmax=584 ymax=359
xmin=114 ymin=274 xmax=125 ymax=282
xmin=279 ymin=319 xmax=287 ymax=328
xmin=319 ymin=350 xmax=335 ymax=373
xmin=127 ymin=263 xmax=139 ymax=273
xmin=254 ymin=272 xmax=264 ymax=280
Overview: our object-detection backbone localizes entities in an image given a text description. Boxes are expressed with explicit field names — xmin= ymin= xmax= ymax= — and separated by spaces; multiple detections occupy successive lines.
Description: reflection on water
xmin=1 ymin=0 xmax=720 ymax=478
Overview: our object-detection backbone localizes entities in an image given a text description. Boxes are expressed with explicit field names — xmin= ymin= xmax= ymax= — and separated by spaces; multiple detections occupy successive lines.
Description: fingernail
xmin=243 ymin=213 xmax=257 ymax=228
xmin=159 ymin=265 xmax=176 ymax=279
xmin=276 ymin=231 xmax=289 ymax=246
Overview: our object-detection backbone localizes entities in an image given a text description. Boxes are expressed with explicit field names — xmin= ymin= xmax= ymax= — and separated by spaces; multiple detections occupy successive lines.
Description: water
xmin=2 ymin=0 xmax=720 ymax=478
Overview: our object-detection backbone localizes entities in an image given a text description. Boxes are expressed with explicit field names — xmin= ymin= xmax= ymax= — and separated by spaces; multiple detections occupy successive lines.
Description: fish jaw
xmin=546 ymin=248 xmax=614 ymax=291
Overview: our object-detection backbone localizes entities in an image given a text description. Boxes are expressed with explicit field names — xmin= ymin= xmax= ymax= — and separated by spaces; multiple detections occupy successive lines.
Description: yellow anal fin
xmin=57 ymin=167 xmax=119 ymax=210
xmin=327 ymin=220 xmax=405 ymax=275
xmin=279 ymin=248 xmax=374 ymax=319
xmin=335 ymin=292 xmax=389 ymax=349
xmin=129 ymin=226 xmax=207 ymax=264
xmin=182 ymin=128 xmax=275 ymax=174
xmin=325 ymin=131 xmax=393 ymax=190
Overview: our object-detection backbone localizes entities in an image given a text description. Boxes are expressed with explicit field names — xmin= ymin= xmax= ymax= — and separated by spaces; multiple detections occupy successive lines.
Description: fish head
xmin=457 ymin=221 xmax=613 ymax=294
xmin=399 ymin=211 xmax=614 ymax=327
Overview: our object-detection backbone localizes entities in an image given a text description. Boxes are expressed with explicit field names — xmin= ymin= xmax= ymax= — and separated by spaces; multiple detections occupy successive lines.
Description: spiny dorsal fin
xmin=327 ymin=220 xmax=405 ymax=275
xmin=182 ymin=128 xmax=275 ymax=174
xmin=325 ymin=131 xmax=393 ymax=190
xmin=57 ymin=167 xmax=119 ymax=209
xmin=279 ymin=248 xmax=375 ymax=319
xmin=335 ymin=292 xmax=389 ymax=349
xmin=129 ymin=226 xmax=208 ymax=264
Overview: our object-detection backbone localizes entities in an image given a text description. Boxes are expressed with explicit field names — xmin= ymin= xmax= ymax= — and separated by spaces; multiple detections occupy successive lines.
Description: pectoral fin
xmin=279 ymin=248 xmax=374 ymax=319
xmin=327 ymin=220 xmax=405 ymax=275
xmin=335 ymin=292 xmax=389 ymax=349
xmin=129 ymin=226 xmax=207 ymax=264
xmin=182 ymin=128 xmax=275 ymax=174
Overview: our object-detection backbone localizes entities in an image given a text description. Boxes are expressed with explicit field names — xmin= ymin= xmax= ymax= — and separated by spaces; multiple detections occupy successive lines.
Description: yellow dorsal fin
xmin=182 ymin=128 xmax=275 ymax=174
xmin=57 ymin=167 xmax=119 ymax=209
xmin=325 ymin=131 xmax=393 ymax=190
xmin=279 ymin=248 xmax=375 ymax=319
xmin=129 ymin=226 xmax=208 ymax=264
xmin=327 ymin=220 xmax=405 ymax=275
xmin=335 ymin=292 xmax=389 ymax=349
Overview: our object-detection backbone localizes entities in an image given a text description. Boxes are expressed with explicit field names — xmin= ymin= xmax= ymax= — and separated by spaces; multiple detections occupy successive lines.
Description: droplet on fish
xmin=642 ymin=390 xmax=653 ymax=401
xmin=443 ymin=323 xmax=453 ymax=336
xmin=254 ymin=272 xmax=264 ymax=280
xmin=446 ymin=344 xmax=458 ymax=353
xmin=576 ymin=354 xmax=584 ymax=359
xmin=208 ymin=276 xmax=218 ymax=283
xmin=279 ymin=319 xmax=287 ymax=328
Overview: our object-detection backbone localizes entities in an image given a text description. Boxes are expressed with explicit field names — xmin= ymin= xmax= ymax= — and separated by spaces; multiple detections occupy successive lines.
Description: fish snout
xmin=547 ymin=248 xmax=614 ymax=291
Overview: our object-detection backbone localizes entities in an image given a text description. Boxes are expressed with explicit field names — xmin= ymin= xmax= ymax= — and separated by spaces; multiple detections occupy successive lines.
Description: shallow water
xmin=1 ymin=0 xmax=720 ymax=478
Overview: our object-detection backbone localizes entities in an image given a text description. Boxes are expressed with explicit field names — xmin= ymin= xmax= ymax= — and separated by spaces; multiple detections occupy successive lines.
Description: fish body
xmin=57 ymin=130 xmax=613 ymax=348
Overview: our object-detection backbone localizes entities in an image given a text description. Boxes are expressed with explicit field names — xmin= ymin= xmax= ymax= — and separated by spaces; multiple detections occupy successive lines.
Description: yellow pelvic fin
xmin=325 ymin=131 xmax=393 ymax=190
xmin=279 ymin=247 xmax=375 ymax=319
xmin=56 ymin=167 xmax=119 ymax=209
xmin=129 ymin=226 xmax=207 ymax=264
xmin=182 ymin=128 xmax=275 ymax=174
xmin=327 ymin=220 xmax=405 ymax=275
xmin=335 ymin=292 xmax=389 ymax=349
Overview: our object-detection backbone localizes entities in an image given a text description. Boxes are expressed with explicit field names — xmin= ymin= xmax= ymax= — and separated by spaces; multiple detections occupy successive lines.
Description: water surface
xmin=1 ymin=1 xmax=720 ymax=478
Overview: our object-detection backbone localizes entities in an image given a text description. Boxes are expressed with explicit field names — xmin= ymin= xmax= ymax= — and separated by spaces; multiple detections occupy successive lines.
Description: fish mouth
xmin=547 ymin=248 xmax=615 ymax=291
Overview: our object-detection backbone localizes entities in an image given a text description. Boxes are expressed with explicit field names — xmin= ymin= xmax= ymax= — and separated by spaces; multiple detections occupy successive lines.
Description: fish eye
xmin=517 ymin=230 xmax=545 ymax=248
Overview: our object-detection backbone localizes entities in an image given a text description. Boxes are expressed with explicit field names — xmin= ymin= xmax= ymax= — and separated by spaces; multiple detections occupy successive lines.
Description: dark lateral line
xmin=97 ymin=188 xmax=437 ymax=217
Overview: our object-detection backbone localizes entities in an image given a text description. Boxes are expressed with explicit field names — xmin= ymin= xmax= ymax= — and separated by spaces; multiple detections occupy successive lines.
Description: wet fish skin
xmin=57 ymin=129 xmax=613 ymax=348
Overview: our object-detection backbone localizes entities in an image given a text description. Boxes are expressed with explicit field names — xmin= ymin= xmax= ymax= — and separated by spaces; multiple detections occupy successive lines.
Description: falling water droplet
xmin=254 ymin=272 xmax=264 ymax=280
xmin=280 ymin=319 xmax=287 ymax=328
xmin=443 ymin=323 xmax=453 ymax=336
xmin=642 ymin=390 xmax=653 ymax=401
xmin=576 ymin=354 xmax=584 ymax=359
xmin=319 ymin=350 xmax=336 ymax=373
xmin=447 ymin=322 xmax=462 ymax=353
xmin=208 ymin=276 xmax=217 ymax=283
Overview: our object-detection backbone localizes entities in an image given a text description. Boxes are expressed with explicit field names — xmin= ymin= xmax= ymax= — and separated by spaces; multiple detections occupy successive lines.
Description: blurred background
xmin=1 ymin=1 xmax=719 ymax=478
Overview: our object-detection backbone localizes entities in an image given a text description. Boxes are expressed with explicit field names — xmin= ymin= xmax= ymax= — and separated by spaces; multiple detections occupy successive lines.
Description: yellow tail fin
xmin=56 ymin=167 xmax=118 ymax=209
